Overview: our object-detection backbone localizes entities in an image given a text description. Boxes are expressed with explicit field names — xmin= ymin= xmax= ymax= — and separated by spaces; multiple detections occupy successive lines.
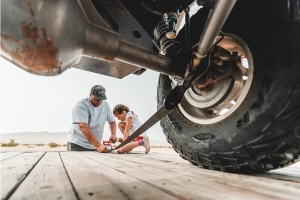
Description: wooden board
xmin=60 ymin=152 xmax=176 ymax=200
xmin=1 ymin=152 xmax=300 ymax=200
xmin=0 ymin=152 xmax=44 ymax=200
xmin=9 ymin=152 xmax=77 ymax=200
xmin=253 ymin=167 xmax=300 ymax=183
xmin=0 ymin=152 xmax=24 ymax=161
xmin=96 ymin=153 xmax=300 ymax=200
xmin=124 ymin=152 xmax=300 ymax=183
xmin=130 ymin=152 xmax=191 ymax=164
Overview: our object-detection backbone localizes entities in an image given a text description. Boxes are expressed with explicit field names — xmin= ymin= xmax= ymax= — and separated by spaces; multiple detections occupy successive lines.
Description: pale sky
xmin=0 ymin=57 xmax=166 ymax=141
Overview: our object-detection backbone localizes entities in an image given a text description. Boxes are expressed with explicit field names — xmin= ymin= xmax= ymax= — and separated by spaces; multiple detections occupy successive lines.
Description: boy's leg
xmin=118 ymin=122 xmax=126 ymax=134
xmin=68 ymin=142 xmax=97 ymax=151
xmin=117 ymin=141 xmax=140 ymax=154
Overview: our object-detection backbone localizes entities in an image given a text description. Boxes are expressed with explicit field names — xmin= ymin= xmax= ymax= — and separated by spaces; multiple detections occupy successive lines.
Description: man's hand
xmin=109 ymin=135 xmax=117 ymax=143
xmin=96 ymin=143 xmax=109 ymax=153
xmin=118 ymin=138 xmax=124 ymax=143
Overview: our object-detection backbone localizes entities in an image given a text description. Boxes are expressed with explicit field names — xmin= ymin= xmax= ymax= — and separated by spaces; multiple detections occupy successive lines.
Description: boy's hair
xmin=113 ymin=104 xmax=130 ymax=114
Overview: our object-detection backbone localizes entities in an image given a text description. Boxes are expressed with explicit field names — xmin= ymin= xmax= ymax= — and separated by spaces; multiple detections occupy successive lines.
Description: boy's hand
xmin=96 ymin=143 xmax=109 ymax=153
xmin=118 ymin=138 xmax=124 ymax=143
xmin=109 ymin=135 xmax=117 ymax=143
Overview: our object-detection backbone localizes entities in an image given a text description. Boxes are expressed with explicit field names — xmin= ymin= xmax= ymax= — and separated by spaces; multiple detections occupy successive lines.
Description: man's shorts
xmin=67 ymin=142 xmax=97 ymax=151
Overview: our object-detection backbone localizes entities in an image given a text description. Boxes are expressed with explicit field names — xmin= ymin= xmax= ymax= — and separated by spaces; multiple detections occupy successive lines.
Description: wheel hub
xmin=186 ymin=77 xmax=234 ymax=109
xmin=177 ymin=33 xmax=254 ymax=124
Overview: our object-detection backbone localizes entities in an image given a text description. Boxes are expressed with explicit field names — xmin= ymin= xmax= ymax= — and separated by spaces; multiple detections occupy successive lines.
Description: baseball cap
xmin=91 ymin=85 xmax=107 ymax=100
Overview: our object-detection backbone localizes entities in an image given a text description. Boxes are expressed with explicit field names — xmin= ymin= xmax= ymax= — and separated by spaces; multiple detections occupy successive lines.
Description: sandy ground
xmin=1 ymin=145 xmax=299 ymax=167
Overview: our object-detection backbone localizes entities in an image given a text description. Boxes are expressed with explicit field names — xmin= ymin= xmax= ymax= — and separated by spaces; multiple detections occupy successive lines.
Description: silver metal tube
xmin=175 ymin=1 xmax=198 ymax=36
xmin=116 ymin=41 xmax=173 ymax=76
xmin=175 ymin=12 xmax=185 ymax=36
xmin=83 ymin=25 xmax=119 ymax=61
xmin=196 ymin=0 xmax=236 ymax=58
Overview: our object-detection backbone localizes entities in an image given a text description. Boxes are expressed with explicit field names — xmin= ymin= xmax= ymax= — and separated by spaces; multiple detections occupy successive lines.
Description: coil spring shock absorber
xmin=155 ymin=12 xmax=178 ymax=55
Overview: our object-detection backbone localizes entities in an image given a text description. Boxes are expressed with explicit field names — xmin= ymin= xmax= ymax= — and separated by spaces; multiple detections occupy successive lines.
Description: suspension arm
xmin=196 ymin=0 xmax=237 ymax=59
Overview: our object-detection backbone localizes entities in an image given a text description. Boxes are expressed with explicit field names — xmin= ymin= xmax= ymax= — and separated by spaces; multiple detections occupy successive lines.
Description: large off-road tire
xmin=157 ymin=0 xmax=300 ymax=173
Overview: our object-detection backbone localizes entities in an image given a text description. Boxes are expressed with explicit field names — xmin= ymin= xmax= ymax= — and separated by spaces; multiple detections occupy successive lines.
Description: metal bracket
xmin=97 ymin=0 xmax=153 ymax=49
xmin=289 ymin=0 xmax=300 ymax=20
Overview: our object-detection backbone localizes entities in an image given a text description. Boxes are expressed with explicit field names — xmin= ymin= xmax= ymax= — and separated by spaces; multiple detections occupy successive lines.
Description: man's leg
xmin=67 ymin=142 xmax=71 ymax=151
xmin=68 ymin=142 xmax=97 ymax=151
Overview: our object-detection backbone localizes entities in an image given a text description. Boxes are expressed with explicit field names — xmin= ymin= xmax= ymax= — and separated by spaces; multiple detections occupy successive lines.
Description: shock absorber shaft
xmin=196 ymin=0 xmax=236 ymax=59
xmin=185 ymin=8 xmax=191 ymax=52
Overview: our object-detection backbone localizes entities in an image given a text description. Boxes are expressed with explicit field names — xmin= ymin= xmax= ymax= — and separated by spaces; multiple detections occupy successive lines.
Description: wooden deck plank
xmin=9 ymin=152 xmax=77 ymax=200
xmin=132 ymin=152 xmax=191 ymax=165
xmin=128 ymin=152 xmax=190 ymax=164
xmin=84 ymin=153 xmax=275 ymax=200
xmin=0 ymin=152 xmax=45 ymax=200
xmin=123 ymin=153 xmax=300 ymax=184
xmin=126 ymin=153 xmax=300 ymax=183
xmin=251 ymin=167 xmax=300 ymax=183
xmin=60 ymin=152 xmax=176 ymax=200
xmin=1 ymin=152 xmax=299 ymax=200
xmin=0 ymin=152 xmax=24 ymax=161
xmin=268 ymin=167 xmax=300 ymax=177
xmin=103 ymin=153 xmax=300 ymax=200
xmin=253 ymin=172 xmax=300 ymax=183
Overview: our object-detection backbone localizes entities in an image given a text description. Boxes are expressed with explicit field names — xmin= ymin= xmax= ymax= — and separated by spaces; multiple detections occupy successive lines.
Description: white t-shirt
xmin=68 ymin=98 xmax=115 ymax=149
xmin=126 ymin=111 xmax=147 ymax=137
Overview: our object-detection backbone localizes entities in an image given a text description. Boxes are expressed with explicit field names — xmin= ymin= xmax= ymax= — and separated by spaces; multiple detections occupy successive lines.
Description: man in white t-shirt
xmin=67 ymin=85 xmax=117 ymax=152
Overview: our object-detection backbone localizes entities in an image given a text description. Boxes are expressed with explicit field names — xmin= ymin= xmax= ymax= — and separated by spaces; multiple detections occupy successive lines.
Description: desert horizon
xmin=0 ymin=131 xmax=172 ymax=146
xmin=0 ymin=131 xmax=175 ymax=154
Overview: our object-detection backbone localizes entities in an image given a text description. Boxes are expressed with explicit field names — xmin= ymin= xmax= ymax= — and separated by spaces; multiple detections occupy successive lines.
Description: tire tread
xmin=157 ymin=74 xmax=300 ymax=173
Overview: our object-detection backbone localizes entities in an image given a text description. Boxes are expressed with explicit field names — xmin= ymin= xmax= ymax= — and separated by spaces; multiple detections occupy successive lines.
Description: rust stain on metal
xmin=1 ymin=21 xmax=60 ymax=72
xmin=104 ymin=57 xmax=114 ymax=62
xmin=1 ymin=42 xmax=9 ymax=52
xmin=27 ymin=1 xmax=35 ymax=18
xmin=21 ymin=21 xmax=38 ymax=45
xmin=101 ymin=36 xmax=108 ymax=44
xmin=1 ymin=34 xmax=14 ymax=41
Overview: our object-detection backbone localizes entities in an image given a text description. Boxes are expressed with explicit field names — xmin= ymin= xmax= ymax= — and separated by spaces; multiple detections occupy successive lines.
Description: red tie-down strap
xmin=103 ymin=140 xmax=112 ymax=146
xmin=133 ymin=136 xmax=144 ymax=142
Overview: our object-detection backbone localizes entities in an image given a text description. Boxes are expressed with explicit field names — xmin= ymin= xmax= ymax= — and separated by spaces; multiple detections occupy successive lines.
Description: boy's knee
xmin=118 ymin=122 xmax=125 ymax=128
